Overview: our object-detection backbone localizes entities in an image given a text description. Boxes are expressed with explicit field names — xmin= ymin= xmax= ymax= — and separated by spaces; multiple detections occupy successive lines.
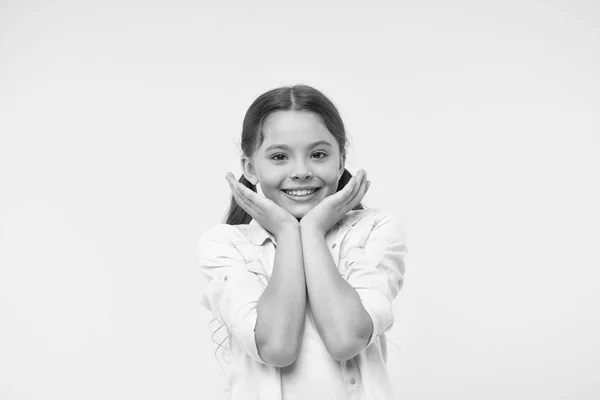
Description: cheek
xmin=323 ymin=163 xmax=342 ymax=182
xmin=318 ymin=168 xmax=342 ymax=193
xmin=257 ymin=169 xmax=284 ymax=191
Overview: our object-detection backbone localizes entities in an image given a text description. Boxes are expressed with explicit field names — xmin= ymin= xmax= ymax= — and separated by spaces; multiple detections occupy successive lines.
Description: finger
xmin=225 ymin=172 xmax=238 ymax=185
xmin=234 ymin=181 xmax=264 ymax=210
xmin=230 ymin=184 xmax=253 ymax=214
xmin=226 ymin=173 xmax=250 ymax=201
xmin=229 ymin=178 xmax=273 ymax=221
xmin=339 ymin=169 xmax=361 ymax=199
xmin=226 ymin=174 xmax=256 ymax=204
xmin=227 ymin=177 xmax=258 ymax=216
xmin=328 ymin=174 xmax=357 ymax=211
xmin=359 ymin=178 xmax=369 ymax=199
xmin=344 ymin=170 xmax=366 ymax=207
xmin=351 ymin=179 xmax=369 ymax=210
xmin=229 ymin=178 xmax=250 ymax=200
xmin=322 ymin=169 xmax=365 ymax=212
xmin=347 ymin=174 xmax=369 ymax=209
xmin=235 ymin=187 xmax=261 ymax=216
xmin=332 ymin=170 xmax=363 ymax=212
xmin=353 ymin=170 xmax=367 ymax=197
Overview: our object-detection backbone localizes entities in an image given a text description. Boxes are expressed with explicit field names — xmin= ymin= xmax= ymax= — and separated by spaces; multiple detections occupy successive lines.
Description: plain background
xmin=1 ymin=0 xmax=599 ymax=399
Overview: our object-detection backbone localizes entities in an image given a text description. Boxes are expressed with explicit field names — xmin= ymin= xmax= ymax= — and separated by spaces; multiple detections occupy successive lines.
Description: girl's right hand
xmin=226 ymin=172 xmax=299 ymax=238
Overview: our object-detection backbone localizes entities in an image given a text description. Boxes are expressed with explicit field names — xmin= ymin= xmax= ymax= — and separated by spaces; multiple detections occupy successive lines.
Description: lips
xmin=282 ymin=187 xmax=320 ymax=201
xmin=283 ymin=188 xmax=317 ymax=196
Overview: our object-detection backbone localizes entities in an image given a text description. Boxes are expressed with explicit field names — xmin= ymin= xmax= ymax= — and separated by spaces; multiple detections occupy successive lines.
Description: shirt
xmin=199 ymin=208 xmax=407 ymax=400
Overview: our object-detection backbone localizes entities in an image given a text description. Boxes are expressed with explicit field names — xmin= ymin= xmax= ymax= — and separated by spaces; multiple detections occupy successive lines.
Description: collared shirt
xmin=199 ymin=208 xmax=407 ymax=400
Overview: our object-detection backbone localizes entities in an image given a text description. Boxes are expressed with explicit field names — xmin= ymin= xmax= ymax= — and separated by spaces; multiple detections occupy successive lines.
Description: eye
xmin=312 ymin=151 xmax=327 ymax=159
xmin=270 ymin=154 xmax=287 ymax=161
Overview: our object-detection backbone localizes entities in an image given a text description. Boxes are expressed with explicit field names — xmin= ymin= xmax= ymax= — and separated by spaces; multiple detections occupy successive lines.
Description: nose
xmin=291 ymin=160 xmax=312 ymax=180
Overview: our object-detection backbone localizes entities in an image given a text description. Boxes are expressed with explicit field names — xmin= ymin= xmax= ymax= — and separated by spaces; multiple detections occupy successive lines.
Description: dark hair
xmin=224 ymin=85 xmax=363 ymax=225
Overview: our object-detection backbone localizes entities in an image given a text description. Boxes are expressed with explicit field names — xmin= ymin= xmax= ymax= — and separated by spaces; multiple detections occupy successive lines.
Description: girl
xmin=199 ymin=85 xmax=407 ymax=400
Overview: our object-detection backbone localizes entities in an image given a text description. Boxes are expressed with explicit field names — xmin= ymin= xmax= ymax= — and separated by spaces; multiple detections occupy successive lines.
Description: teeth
xmin=285 ymin=189 xmax=316 ymax=196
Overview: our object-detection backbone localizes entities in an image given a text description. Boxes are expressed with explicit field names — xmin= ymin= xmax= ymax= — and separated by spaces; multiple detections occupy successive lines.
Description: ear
xmin=240 ymin=156 xmax=259 ymax=185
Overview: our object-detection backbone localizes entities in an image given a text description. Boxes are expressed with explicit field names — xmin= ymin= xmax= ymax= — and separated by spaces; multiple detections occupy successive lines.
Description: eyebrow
xmin=264 ymin=140 xmax=333 ymax=152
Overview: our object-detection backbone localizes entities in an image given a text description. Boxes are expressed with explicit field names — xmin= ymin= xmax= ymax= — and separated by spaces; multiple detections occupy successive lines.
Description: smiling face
xmin=241 ymin=110 xmax=345 ymax=219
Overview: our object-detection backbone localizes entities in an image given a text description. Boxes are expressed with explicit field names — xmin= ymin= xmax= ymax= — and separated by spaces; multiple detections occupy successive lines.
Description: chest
xmin=238 ymin=222 xmax=375 ymax=284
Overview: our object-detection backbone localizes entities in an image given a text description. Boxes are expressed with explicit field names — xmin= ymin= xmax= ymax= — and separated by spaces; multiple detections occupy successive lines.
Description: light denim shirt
xmin=199 ymin=208 xmax=407 ymax=400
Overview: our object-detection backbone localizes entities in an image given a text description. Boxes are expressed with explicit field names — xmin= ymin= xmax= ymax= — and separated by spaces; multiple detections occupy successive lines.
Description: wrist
xmin=299 ymin=219 xmax=326 ymax=237
xmin=274 ymin=221 xmax=300 ymax=239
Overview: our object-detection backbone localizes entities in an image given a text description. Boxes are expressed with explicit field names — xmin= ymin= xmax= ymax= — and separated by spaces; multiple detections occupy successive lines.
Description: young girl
xmin=199 ymin=85 xmax=407 ymax=400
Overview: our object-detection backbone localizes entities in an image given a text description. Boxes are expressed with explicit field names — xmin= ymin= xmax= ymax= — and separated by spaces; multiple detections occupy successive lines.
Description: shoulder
xmin=341 ymin=208 xmax=407 ymax=243
xmin=198 ymin=223 xmax=256 ymax=263
xmin=341 ymin=208 xmax=403 ymax=230
xmin=199 ymin=223 xmax=253 ymax=246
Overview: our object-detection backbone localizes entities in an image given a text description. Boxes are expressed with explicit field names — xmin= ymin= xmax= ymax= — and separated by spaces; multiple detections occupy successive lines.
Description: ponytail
xmin=223 ymin=168 xmax=363 ymax=225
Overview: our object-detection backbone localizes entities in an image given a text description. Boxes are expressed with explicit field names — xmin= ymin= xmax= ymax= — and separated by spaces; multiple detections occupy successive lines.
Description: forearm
xmin=300 ymin=225 xmax=372 ymax=360
xmin=255 ymin=225 xmax=306 ymax=366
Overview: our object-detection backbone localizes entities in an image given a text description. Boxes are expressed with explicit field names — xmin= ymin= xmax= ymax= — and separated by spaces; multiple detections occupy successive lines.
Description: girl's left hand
xmin=300 ymin=169 xmax=370 ymax=235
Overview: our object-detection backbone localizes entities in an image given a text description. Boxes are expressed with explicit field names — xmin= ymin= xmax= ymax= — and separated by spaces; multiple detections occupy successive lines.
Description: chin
xmin=289 ymin=208 xmax=310 ymax=220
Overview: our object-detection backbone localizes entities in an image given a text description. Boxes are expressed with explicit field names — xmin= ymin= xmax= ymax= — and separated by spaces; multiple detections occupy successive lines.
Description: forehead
xmin=259 ymin=110 xmax=337 ymax=148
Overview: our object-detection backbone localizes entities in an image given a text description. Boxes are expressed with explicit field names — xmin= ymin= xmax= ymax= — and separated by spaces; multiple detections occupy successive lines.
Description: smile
xmin=282 ymin=188 xmax=320 ymax=201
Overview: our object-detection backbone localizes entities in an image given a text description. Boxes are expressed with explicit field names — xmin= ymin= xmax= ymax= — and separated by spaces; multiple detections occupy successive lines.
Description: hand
xmin=226 ymin=172 xmax=299 ymax=238
xmin=300 ymin=169 xmax=370 ymax=235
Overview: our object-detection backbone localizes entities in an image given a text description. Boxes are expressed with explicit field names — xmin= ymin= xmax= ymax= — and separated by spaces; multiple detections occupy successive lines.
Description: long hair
xmin=224 ymin=85 xmax=363 ymax=225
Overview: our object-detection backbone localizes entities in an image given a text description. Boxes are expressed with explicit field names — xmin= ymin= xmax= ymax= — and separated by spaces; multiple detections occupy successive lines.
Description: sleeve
xmin=344 ymin=214 xmax=407 ymax=348
xmin=198 ymin=225 xmax=269 ymax=365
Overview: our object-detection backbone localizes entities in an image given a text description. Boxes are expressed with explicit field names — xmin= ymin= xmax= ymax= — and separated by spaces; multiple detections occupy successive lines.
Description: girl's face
xmin=242 ymin=110 xmax=345 ymax=219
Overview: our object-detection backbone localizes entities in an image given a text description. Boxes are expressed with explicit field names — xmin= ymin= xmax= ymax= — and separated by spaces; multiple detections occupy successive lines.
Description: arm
xmin=199 ymin=226 xmax=270 ymax=365
xmin=224 ymin=172 xmax=307 ymax=367
xmin=255 ymin=225 xmax=307 ymax=367
xmin=298 ymin=170 xmax=406 ymax=361
xmin=300 ymin=224 xmax=372 ymax=362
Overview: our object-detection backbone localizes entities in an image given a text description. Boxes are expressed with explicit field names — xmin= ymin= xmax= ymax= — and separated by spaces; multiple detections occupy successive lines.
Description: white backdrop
xmin=1 ymin=1 xmax=599 ymax=399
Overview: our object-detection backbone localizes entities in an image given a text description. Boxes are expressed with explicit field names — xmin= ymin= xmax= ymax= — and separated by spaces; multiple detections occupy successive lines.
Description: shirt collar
xmin=247 ymin=209 xmax=371 ymax=246
xmin=248 ymin=218 xmax=276 ymax=246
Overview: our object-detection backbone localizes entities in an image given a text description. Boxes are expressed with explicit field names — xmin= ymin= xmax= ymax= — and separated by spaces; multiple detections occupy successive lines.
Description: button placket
xmin=328 ymin=228 xmax=341 ymax=264
xmin=345 ymin=358 xmax=359 ymax=393
xmin=334 ymin=223 xmax=354 ymax=270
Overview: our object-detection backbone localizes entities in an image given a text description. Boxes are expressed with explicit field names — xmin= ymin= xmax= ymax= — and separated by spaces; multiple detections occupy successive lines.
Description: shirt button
xmin=349 ymin=378 xmax=356 ymax=385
